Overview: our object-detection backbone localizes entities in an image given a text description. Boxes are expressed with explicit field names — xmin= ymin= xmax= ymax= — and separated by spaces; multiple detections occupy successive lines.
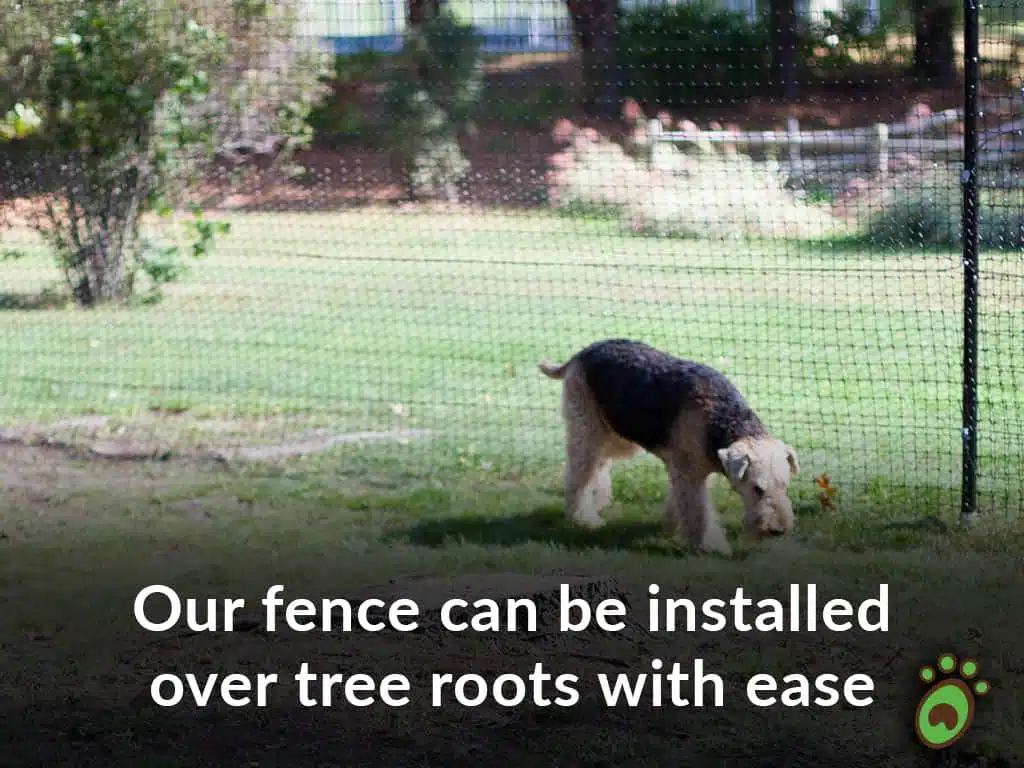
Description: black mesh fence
xmin=8 ymin=4 xmax=1024 ymax=767
xmin=0 ymin=0 xmax=1020 ymax=525
xmin=977 ymin=0 xmax=1024 ymax=521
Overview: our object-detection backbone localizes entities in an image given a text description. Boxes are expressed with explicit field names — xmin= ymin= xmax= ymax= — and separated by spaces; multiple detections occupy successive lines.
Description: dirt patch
xmin=0 ymin=415 xmax=435 ymax=467
xmin=0 ymin=442 xmax=211 ymax=494
xmin=215 ymin=428 xmax=434 ymax=463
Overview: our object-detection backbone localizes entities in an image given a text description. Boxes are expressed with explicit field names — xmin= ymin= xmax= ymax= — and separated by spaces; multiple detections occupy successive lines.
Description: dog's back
xmin=549 ymin=339 xmax=766 ymax=455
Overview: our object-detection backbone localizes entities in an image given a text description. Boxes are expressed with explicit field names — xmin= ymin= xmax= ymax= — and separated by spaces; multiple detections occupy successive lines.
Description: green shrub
xmin=618 ymin=4 xmax=773 ymax=106
xmin=979 ymin=198 xmax=1024 ymax=251
xmin=308 ymin=51 xmax=391 ymax=149
xmin=861 ymin=170 xmax=961 ymax=246
xmin=1 ymin=0 xmax=228 ymax=306
xmin=802 ymin=3 xmax=899 ymax=73
xmin=547 ymin=121 xmax=845 ymax=241
xmin=1 ymin=0 xmax=329 ymax=170
xmin=190 ymin=0 xmax=329 ymax=171
xmin=0 ymin=102 xmax=42 ymax=141
xmin=382 ymin=10 xmax=484 ymax=202
xmin=0 ymin=0 xmax=327 ymax=306
xmin=861 ymin=168 xmax=1024 ymax=249
xmin=479 ymin=82 xmax=572 ymax=132
xmin=618 ymin=2 xmax=910 ymax=106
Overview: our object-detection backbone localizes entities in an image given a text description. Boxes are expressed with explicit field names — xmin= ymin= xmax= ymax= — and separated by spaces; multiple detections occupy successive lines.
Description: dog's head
xmin=717 ymin=437 xmax=799 ymax=540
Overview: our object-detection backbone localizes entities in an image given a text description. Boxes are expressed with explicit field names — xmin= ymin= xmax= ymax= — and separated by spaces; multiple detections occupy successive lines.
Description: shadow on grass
xmin=398 ymin=481 xmax=979 ymax=558
xmin=402 ymin=503 xmax=690 ymax=558
xmin=0 ymin=289 xmax=69 ymax=311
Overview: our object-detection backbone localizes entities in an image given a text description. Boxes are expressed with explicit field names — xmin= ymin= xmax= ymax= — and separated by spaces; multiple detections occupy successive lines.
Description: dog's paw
xmin=574 ymin=515 xmax=606 ymax=530
xmin=700 ymin=542 xmax=733 ymax=558
xmin=698 ymin=530 xmax=733 ymax=557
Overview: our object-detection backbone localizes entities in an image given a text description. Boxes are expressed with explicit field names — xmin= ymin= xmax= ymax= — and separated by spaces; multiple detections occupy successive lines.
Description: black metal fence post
xmin=960 ymin=0 xmax=981 ymax=523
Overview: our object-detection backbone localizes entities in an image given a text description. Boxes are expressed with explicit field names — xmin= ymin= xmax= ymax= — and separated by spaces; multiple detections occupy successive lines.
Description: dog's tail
xmin=538 ymin=359 xmax=570 ymax=380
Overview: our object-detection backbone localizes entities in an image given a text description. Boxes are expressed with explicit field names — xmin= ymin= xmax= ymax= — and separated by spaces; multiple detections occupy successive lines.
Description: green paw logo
xmin=914 ymin=653 xmax=990 ymax=749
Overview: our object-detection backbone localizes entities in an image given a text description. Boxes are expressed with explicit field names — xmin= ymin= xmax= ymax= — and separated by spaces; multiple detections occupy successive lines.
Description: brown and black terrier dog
xmin=539 ymin=339 xmax=799 ymax=556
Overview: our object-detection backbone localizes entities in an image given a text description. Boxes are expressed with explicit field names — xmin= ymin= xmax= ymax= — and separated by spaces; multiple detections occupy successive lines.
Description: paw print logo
xmin=914 ymin=653 xmax=991 ymax=749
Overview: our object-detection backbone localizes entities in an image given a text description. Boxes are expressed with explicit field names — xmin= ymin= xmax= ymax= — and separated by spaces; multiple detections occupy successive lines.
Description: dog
xmin=538 ymin=338 xmax=799 ymax=556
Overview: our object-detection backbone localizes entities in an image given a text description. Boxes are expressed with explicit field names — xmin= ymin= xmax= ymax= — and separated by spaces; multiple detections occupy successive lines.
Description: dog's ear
xmin=784 ymin=444 xmax=799 ymax=476
xmin=718 ymin=445 xmax=750 ymax=482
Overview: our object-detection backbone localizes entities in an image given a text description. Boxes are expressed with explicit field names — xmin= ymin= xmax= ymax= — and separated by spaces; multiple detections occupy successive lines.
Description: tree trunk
xmin=406 ymin=0 xmax=440 ymax=26
xmin=914 ymin=2 xmax=957 ymax=87
xmin=565 ymin=0 xmax=621 ymax=119
xmin=771 ymin=0 xmax=801 ymax=102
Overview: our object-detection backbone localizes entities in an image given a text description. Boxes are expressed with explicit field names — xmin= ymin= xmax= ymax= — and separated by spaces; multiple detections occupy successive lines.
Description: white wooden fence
xmin=647 ymin=100 xmax=1024 ymax=179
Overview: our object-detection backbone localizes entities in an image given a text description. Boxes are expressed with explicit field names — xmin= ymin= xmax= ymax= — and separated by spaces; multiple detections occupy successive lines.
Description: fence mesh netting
xmin=1 ymin=0 xmax=1021 ymax=521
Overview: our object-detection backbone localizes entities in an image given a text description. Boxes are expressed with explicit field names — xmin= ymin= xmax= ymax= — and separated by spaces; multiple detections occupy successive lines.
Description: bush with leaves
xmin=0 ymin=0 xmax=328 ymax=169
xmin=307 ymin=51 xmax=392 ymax=150
xmin=187 ymin=0 xmax=329 ymax=171
xmin=547 ymin=116 xmax=845 ymax=241
xmin=1 ymin=0 xmax=228 ymax=306
xmin=1 ymin=0 xmax=328 ymax=306
xmin=618 ymin=4 xmax=773 ymax=106
xmin=801 ymin=3 xmax=907 ymax=77
xmin=617 ymin=2 xmax=910 ymax=107
xmin=382 ymin=10 xmax=484 ymax=202
xmin=860 ymin=167 xmax=1024 ymax=249
xmin=0 ymin=102 xmax=42 ymax=141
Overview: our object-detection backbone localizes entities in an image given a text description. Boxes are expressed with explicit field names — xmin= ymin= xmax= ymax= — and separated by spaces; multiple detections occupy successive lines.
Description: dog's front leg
xmin=667 ymin=468 xmax=731 ymax=556
xmin=662 ymin=477 xmax=681 ymax=536
xmin=592 ymin=461 xmax=613 ymax=512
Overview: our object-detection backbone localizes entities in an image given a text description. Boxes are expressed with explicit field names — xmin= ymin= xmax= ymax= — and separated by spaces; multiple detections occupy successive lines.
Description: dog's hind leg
xmin=592 ymin=435 xmax=640 ymax=513
xmin=560 ymin=371 xmax=608 ymax=529
xmin=563 ymin=438 xmax=604 ymax=528
xmin=563 ymin=423 xmax=606 ymax=528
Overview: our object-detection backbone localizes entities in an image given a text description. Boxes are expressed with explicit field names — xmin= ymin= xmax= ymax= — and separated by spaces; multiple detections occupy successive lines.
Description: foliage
xmin=860 ymin=169 xmax=961 ymax=246
xmin=547 ymin=119 xmax=845 ymax=241
xmin=0 ymin=102 xmax=42 ymax=141
xmin=617 ymin=1 xmax=916 ymax=105
xmin=798 ymin=1 xmax=920 ymax=81
xmin=618 ymin=3 xmax=773 ymax=105
xmin=1 ymin=0 xmax=328 ymax=168
xmin=308 ymin=51 xmax=392 ymax=150
xmin=1 ymin=0 xmax=228 ymax=306
xmin=861 ymin=167 xmax=1024 ymax=249
xmin=0 ymin=0 xmax=64 ymax=110
xmin=0 ymin=0 xmax=328 ymax=307
xmin=184 ymin=0 xmax=330 ymax=172
xmin=381 ymin=10 xmax=484 ymax=201
xmin=802 ymin=3 xmax=899 ymax=72
xmin=479 ymin=82 xmax=572 ymax=132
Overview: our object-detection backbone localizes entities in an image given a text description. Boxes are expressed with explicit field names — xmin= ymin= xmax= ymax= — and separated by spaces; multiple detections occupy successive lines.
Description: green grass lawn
xmin=2 ymin=208 xmax=1021 ymax=531
xmin=3 ymin=208 xmax=1024 ymax=764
